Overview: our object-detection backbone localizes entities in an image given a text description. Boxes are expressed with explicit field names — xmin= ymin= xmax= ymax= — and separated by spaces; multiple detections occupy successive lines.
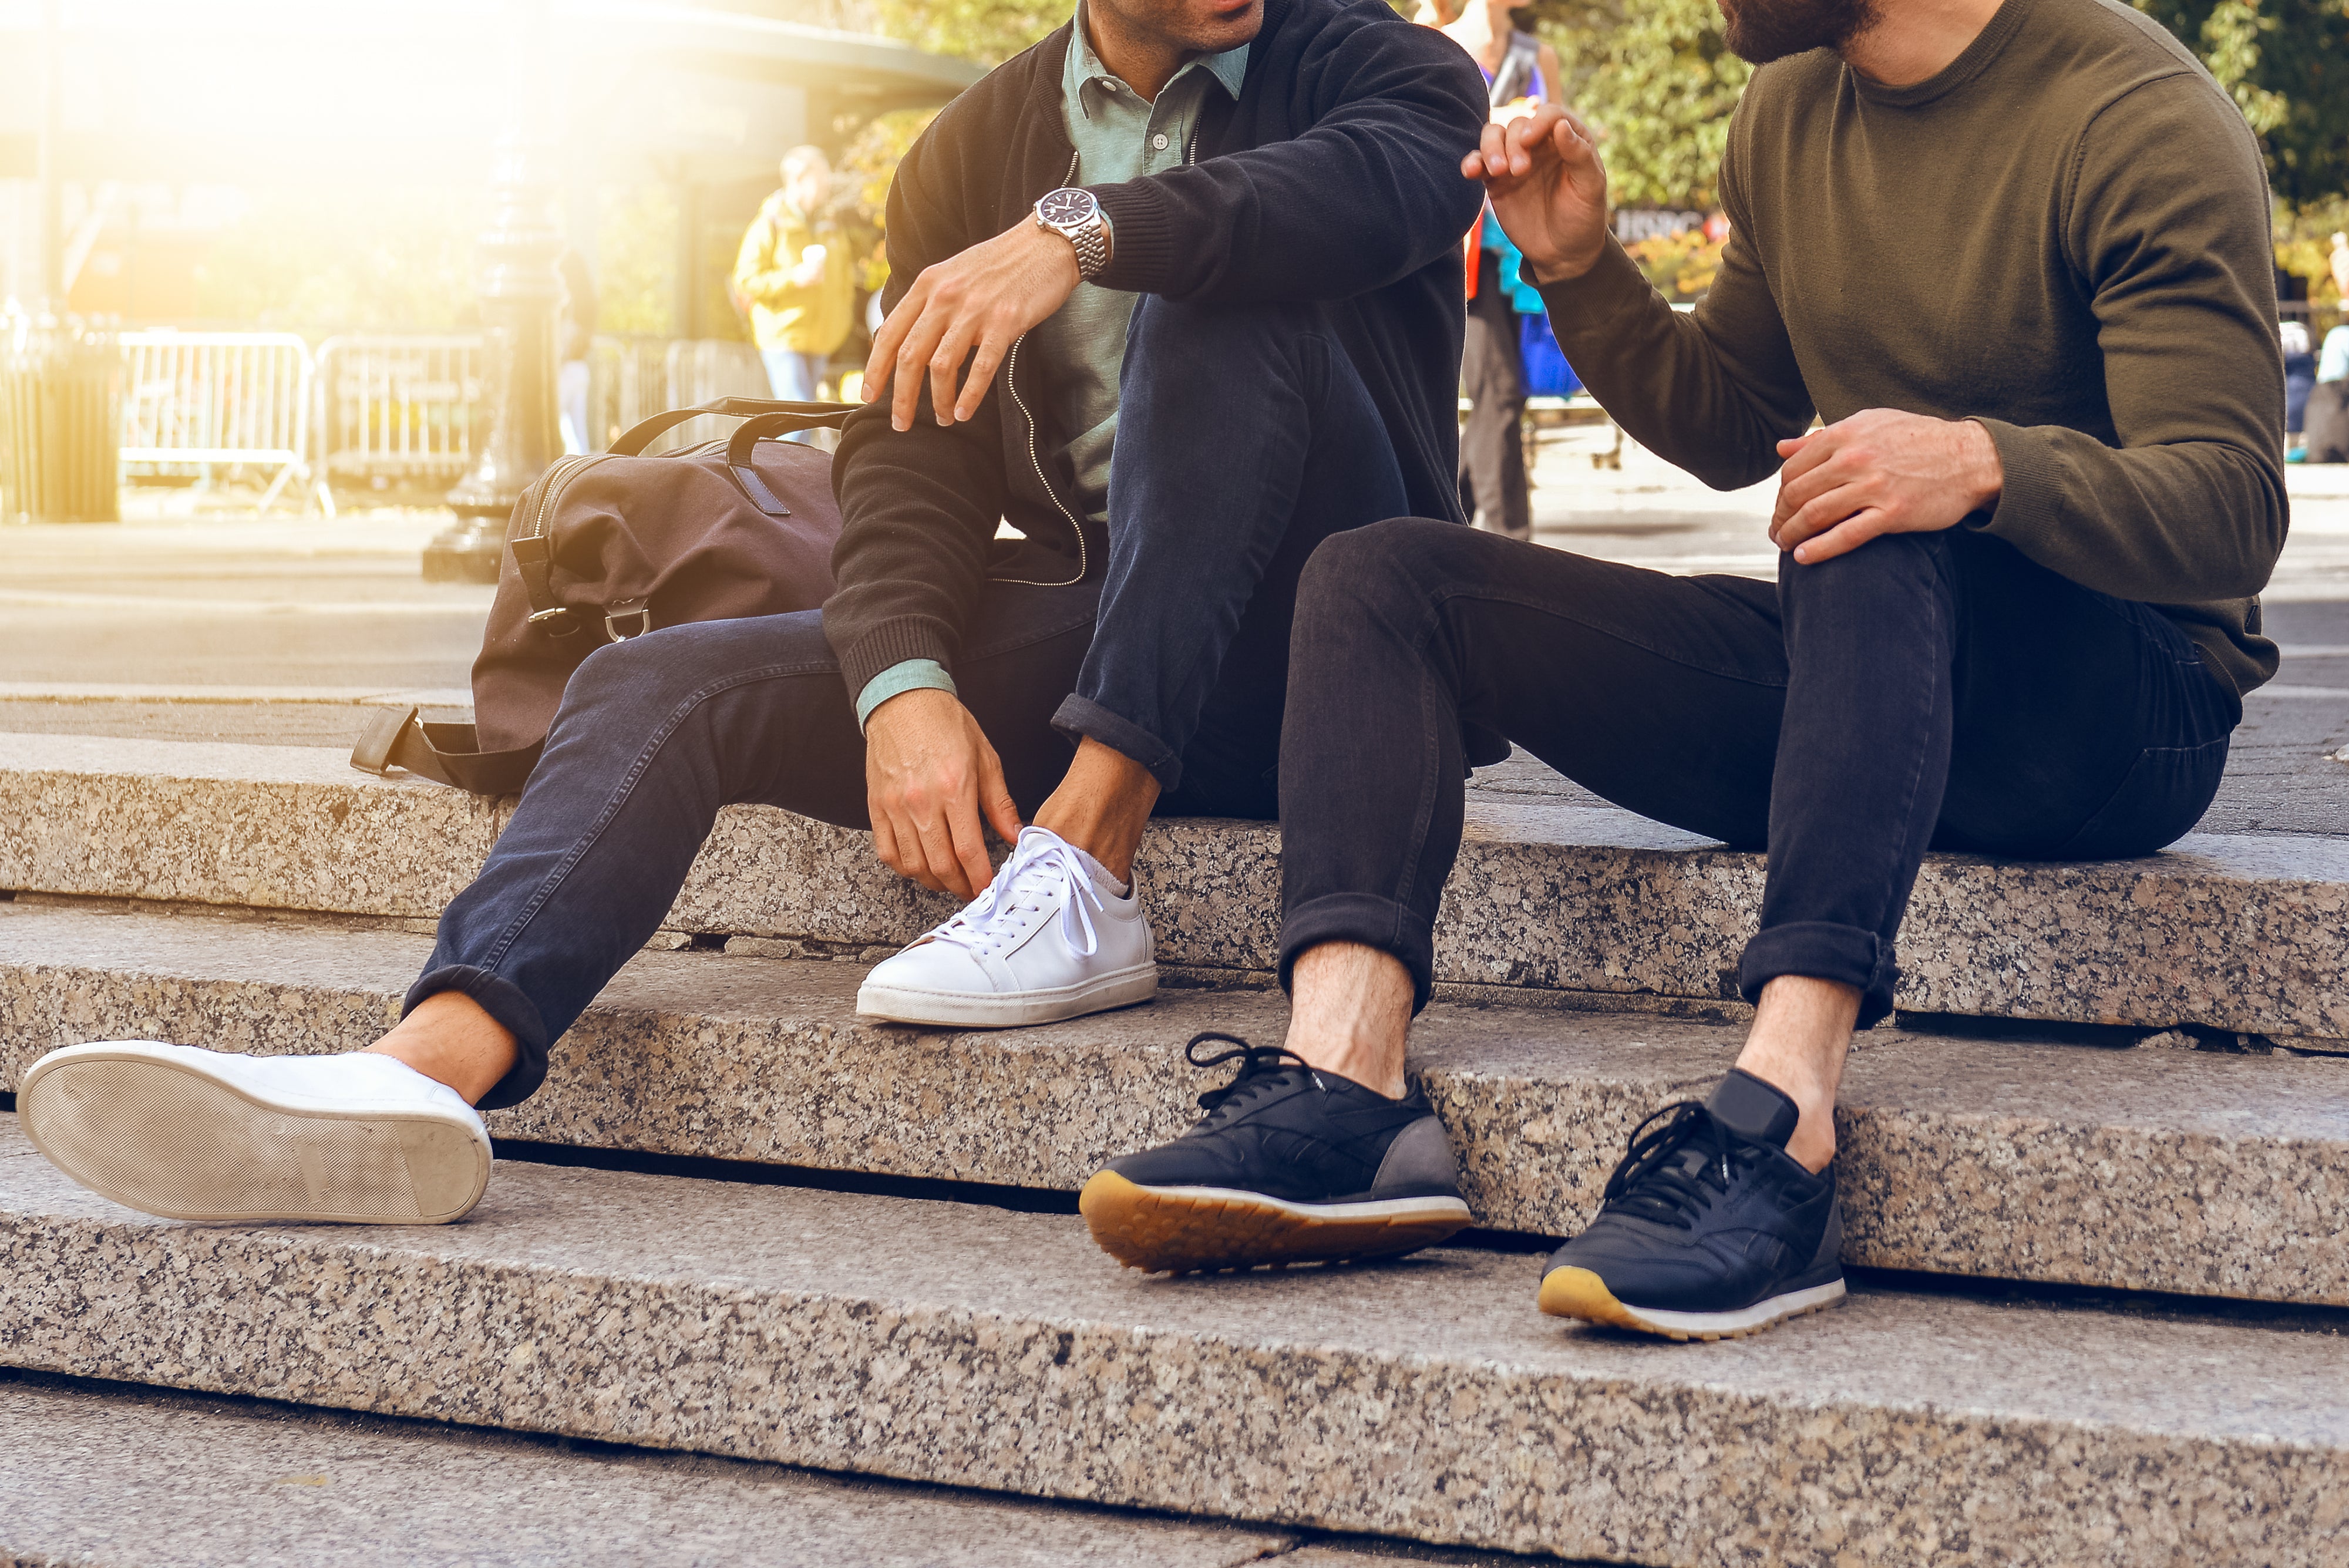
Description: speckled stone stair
xmin=2 ymin=1117 xmax=2341 ymax=1568
xmin=5 ymin=899 xmax=2345 ymax=1308
xmin=0 ymin=1370 xmax=1300 ymax=1568
xmin=6 ymin=732 xmax=2347 ymax=1038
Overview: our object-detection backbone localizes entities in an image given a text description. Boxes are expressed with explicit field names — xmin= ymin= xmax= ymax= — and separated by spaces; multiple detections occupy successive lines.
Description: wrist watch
xmin=1033 ymin=187 xmax=1114 ymax=279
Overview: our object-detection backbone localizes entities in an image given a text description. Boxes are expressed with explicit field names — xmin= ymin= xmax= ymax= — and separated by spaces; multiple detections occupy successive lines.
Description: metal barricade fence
xmin=584 ymin=334 xmax=676 ymax=455
xmin=313 ymin=335 xmax=484 ymax=512
xmin=289 ymin=333 xmax=772 ymax=510
xmin=119 ymin=330 xmax=321 ymax=513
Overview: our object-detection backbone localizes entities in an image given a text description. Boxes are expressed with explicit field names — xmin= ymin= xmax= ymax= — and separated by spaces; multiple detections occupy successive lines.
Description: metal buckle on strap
xmin=527 ymin=606 xmax=581 ymax=637
xmin=605 ymin=606 xmax=652 ymax=641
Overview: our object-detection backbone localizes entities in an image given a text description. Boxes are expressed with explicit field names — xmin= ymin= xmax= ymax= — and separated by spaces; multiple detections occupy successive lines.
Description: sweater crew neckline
xmin=1847 ymin=0 xmax=2033 ymax=108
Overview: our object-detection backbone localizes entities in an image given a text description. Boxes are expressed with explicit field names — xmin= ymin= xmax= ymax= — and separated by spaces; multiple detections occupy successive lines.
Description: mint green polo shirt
xmin=854 ymin=5 xmax=1248 ymax=732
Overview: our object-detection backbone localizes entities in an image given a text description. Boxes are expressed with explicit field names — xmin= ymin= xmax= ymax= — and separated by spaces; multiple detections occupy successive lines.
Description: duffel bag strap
xmin=350 ymin=706 xmax=542 ymax=796
xmin=507 ymin=533 xmax=581 ymax=637
xmin=721 ymin=410 xmax=847 ymax=516
xmin=607 ymin=397 xmax=854 ymax=459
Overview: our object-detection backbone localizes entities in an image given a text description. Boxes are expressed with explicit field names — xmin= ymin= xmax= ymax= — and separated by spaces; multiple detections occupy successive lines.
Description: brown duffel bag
xmin=351 ymin=396 xmax=853 ymax=795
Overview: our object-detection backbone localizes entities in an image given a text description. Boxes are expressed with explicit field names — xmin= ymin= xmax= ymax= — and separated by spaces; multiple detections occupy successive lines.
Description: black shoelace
xmin=1184 ymin=1031 xmax=1320 ymax=1123
xmin=1598 ymin=1101 xmax=1756 ymax=1230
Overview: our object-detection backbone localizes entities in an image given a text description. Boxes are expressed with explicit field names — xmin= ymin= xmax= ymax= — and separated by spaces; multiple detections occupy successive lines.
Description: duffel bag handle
xmin=721 ymin=410 xmax=848 ymax=516
xmin=608 ymin=397 xmax=855 ymax=459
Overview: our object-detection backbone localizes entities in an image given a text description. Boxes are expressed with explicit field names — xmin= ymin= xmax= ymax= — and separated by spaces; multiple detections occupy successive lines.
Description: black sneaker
xmin=1079 ymin=1032 xmax=1473 ymax=1275
xmin=1537 ymin=1068 xmax=1846 ymax=1341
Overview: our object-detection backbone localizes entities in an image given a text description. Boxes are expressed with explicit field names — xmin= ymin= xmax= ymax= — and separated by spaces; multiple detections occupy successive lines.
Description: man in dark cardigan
xmin=15 ymin=0 xmax=1494 ymax=1233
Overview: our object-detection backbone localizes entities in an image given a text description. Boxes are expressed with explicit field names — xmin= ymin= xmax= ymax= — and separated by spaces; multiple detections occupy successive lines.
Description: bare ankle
xmin=1032 ymin=738 xmax=1160 ymax=883
xmin=1283 ymin=942 xmax=1413 ymax=1098
xmin=1735 ymin=975 xmax=1860 ymax=1173
xmin=369 ymin=992 xmax=519 ymax=1106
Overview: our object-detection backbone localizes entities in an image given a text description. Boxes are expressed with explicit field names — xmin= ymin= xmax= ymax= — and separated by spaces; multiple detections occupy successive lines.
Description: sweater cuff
xmin=1971 ymin=416 xmax=2065 ymax=548
xmin=1089 ymin=180 xmax=1176 ymax=295
xmin=1533 ymin=234 xmax=1657 ymax=344
xmin=854 ymin=658 xmax=958 ymax=732
xmin=834 ymin=617 xmax=956 ymax=709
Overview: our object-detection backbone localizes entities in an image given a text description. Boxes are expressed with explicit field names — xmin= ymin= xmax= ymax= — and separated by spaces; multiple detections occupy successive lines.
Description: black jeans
xmin=409 ymin=297 xmax=1411 ymax=1108
xmin=1277 ymin=520 xmax=2239 ymax=1025
xmin=1456 ymin=251 xmax=1529 ymax=542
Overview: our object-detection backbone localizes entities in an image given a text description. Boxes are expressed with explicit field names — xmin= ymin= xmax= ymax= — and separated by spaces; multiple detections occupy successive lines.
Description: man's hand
xmin=1460 ymin=103 xmax=1610 ymax=286
xmin=863 ymin=688 xmax=1024 ymax=900
xmin=863 ymin=218 xmax=1082 ymax=433
xmin=1769 ymin=410 xmax=2005 ymax=566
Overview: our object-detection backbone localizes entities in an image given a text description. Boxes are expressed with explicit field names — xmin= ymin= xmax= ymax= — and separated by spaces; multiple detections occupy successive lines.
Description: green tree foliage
xmin=195 ymin=190 xmax=476 ymax=337
xmin=866 ymin=0 xmax=1065 ymax=65
xmin=2131 ymin=0 xmax=2349 ymax=205
xmin=1530 ymin=0 xmax=1748 ymax=209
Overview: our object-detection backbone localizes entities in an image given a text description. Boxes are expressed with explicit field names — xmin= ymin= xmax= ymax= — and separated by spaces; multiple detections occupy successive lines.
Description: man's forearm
xmin=1539 ymin=237 xmax=1811 ymax=492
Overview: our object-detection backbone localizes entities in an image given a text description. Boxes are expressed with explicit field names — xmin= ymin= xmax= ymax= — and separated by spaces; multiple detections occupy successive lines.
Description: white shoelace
xmin=923 ymin=830 xmax=1110 ymax=960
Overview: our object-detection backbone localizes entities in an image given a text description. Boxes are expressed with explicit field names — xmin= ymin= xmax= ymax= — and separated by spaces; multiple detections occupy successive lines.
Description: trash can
xmin=0 ymin=318 xmax=122 ymax=524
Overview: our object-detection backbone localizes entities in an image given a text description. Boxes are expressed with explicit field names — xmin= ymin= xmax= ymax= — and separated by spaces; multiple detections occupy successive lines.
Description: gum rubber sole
xmin=1078 ymin=1170 xmax=1472 ymax=1276
xmin=19 ymin=1051 xmax=490 ymax=1226
xmin=1537 ymin=1266 xmax=1849 ymax=1342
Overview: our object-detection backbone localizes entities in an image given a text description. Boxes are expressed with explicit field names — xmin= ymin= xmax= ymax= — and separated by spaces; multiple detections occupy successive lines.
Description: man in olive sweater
xmin=1086 ymin=0 xmax=2286 ymax=1333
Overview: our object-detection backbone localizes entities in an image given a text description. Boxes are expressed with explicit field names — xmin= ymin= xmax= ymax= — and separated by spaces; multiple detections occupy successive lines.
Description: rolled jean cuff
xmin=1053 ymin=694 xmax=1183 ymax=793
xmin=1736 ymin=921 xmax=1897 ymax=1029
xmin=402 ymin=964 xmax=551 ymax=1111
xmin=1279 ymin=891 xmax=1436 ymax=1015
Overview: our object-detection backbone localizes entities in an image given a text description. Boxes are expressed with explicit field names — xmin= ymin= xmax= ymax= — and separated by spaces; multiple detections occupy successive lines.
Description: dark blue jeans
xmin=409 ymin=297 xmax=1414 ymax=1108
xmin=1276 ymin=520 xmax=2240 ymax=1025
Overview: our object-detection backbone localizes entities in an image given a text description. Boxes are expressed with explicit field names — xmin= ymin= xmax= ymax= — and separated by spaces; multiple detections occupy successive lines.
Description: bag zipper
xmin=518 ymin=452 xmax=611 ymax=545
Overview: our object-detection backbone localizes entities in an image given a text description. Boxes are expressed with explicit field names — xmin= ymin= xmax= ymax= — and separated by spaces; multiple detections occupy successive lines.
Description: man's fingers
xmin=870 ymin=803 xmax=901 ymax=875
xmin=1771 ymin=447 xmax=1850 ymax=527
xmin=1470 ymin=120 xmax=1512 ymax=186
xmin=887 ymin=806 xmax=948 ymax=893
xmin=945 ymin=790 xmax=994 ymax=904
xmin=955 ymin=329 xmax=1012 ymax=423
xmin=863 ymin=283 xmax=922 ymax=402
xmin=977 ymin=745 xmax=1023 ymax=846
xmin=1505 ymin=106 xmax=1566 ymax=175
xmin=1772 ymin=484 xmax=1867 ymax=551
xmin=927 ymin=315 xmax=980 ymax=428
xmin=890 ymin=304 xmax=951 ymax=433
xmin=914 ymin=807 xmax=970 ymax=900
xmin=1790 ymin=511 xmax=1886 ymax=566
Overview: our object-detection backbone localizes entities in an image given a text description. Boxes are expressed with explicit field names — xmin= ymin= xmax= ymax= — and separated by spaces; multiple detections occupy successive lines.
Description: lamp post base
xmin=422 ymin=515 xmax=509 ymax=584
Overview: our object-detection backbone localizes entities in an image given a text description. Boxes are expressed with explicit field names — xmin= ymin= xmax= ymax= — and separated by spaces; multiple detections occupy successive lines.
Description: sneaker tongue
xmin=1705 ymin=1068 xmax=1799 ymax=1149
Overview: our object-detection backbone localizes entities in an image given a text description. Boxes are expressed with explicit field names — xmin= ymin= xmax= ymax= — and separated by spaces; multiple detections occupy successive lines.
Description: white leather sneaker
xmin=857 ymin=826 xmax=1157 ymax=1027
xmin=17 ymin=1041 xmax=493 ymax=1225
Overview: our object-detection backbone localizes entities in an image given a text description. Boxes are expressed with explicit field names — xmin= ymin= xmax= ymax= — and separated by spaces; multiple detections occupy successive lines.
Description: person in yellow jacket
xmin=733 ymin=145 xmax=856 ymax=403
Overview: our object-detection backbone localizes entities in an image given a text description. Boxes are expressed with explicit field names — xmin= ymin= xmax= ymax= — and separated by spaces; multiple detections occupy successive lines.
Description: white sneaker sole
xmin=855 ymin=962 xmax=1159 ymax=1028
xmin=18 ymin=1043 xmax=492 ymax=1226
xmin=1539 ymin=1266 xmax=1847 ymax=1341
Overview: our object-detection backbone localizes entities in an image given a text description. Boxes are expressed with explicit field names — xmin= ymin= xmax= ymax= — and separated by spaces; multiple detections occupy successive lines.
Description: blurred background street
xmin=9 ymin=440 xmax=2345 ymax=842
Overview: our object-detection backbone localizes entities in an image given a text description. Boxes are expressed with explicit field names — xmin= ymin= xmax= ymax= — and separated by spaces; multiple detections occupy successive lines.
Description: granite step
xmin=4 ymin=900 xmax=2344 ymax=1308
xmin=2 ymin=1116 xmax=2342 ymax=1567
xmin=6 ymin=732 xmax=2348 ymax=1038
xmin=0 ymin=1369 xmax=1306 ymax=1568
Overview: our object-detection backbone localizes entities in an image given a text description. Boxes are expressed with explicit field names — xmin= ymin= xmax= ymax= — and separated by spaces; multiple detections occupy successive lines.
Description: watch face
xmin=1037 ymin=189 xmax=1097 ymax=228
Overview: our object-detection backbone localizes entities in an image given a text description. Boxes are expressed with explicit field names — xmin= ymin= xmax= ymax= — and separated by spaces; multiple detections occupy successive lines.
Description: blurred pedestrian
xmin=1432 ymin=1 xmax=1561 ymax=541
xmin=733 ymin=146 xmax=856 ymax=409
xmin=2304 ymin=235 xmax=2349 ymax=462
xmin=556 ymin=247 xmax=597 ymax=455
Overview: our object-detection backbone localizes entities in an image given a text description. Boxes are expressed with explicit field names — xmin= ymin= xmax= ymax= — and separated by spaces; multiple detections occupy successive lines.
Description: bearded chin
xmin=1720 ymin=0 xmax=1880 ymax=63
